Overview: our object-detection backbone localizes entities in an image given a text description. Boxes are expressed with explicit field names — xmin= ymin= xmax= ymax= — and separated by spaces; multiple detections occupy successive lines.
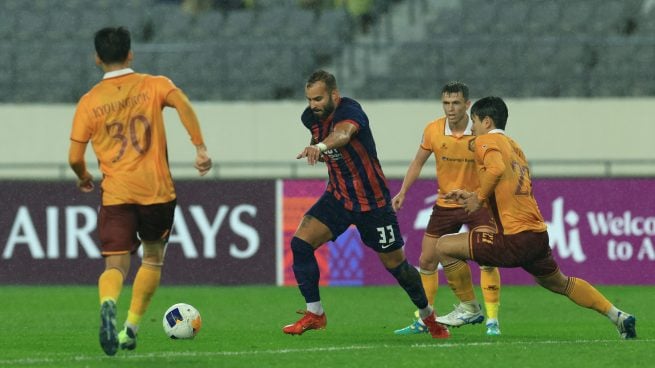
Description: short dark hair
xmin=471 ymin=96 xmax=509 ymax=130
xmin=94 ymin=27 xmax=131 ymax=64
xmin=441 ymin=81 xmax=469 ymax=100
xmin=306 ymin=70 xmax=337 ymax=93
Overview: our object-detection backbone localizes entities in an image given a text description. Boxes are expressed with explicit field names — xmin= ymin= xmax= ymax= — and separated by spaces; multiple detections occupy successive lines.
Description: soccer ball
xmin=162 ymin=303 xmax=202 ymax=339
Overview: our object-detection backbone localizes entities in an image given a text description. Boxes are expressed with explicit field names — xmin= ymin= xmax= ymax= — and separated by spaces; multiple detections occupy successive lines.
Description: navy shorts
xmin=306 ymin=192 xmax=404 ymax=253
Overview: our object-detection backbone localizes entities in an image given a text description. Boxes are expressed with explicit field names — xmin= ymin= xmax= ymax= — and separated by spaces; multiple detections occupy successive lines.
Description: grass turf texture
xmin=1 ymin=285 xmax=651 ymax=367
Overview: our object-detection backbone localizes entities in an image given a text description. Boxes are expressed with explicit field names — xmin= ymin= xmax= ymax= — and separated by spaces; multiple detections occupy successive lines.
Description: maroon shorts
xmin=98 ymin=200 xmax=176 ymax=256
xmin=469 ymin=230 xmax=559 ymax=278
xmin=425 ymin=205 xmax=496 ymax=238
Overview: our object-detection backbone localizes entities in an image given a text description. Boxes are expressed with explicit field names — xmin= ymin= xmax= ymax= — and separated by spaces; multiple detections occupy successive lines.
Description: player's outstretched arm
xmin=393 ymin=147 xmax=431 ymax=211
xmin=296 ymin=121 xmax=358 ymax=165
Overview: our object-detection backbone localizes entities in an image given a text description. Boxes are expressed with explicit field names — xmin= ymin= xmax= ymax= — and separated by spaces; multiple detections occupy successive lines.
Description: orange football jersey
xmin=71 ymin=71 xmax=198 ymax=205
xmin=421 ymin=117 xmax=479 ymax=208
xmin=473 ymin=132 xmax=547 ymax=234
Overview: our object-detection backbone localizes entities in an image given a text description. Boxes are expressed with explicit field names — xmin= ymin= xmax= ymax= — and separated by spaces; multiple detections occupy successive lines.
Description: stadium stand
xmin=0 ymin=0 xmax=652 ymax=102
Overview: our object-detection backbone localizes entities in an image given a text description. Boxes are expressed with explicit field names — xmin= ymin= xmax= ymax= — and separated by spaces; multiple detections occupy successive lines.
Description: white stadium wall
xmin=1 ymin=98 xmax=654 ymax=178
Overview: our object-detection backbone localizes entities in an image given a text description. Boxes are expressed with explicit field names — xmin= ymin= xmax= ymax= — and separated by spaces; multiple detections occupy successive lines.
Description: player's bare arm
xmin=166 ymin=89 xmax=212 ymax=176
xmin=296 ymin=121 xmax=357 ymax=165
xmin=68 ymin=140 xmax=94 ymax=193
xmin=393 ymin=147 xmax=431 ymax=211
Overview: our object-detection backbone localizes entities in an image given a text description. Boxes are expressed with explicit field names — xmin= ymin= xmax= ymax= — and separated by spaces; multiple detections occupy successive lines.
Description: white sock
xmin=461 ymin=300 xmax=481 ymax=312
xmin=606 ymin=305 xmax=621 ymax=324
xmin=307 ymin=301 xmax=324 ymax=315
xmin=417 ymin=305 xmax=433 ymax=320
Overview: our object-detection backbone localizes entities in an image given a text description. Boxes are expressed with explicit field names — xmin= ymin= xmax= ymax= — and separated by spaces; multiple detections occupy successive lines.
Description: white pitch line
xmin=2 ymin=338 xmax=653 ymax=366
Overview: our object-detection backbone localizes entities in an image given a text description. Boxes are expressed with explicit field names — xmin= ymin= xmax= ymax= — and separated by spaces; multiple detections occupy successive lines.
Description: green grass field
xmin=2 ymin=285 xmax=652 ymax=367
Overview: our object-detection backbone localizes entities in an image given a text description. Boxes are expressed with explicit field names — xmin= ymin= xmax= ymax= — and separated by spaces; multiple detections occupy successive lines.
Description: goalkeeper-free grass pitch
xmin=2 ymin=285 xmax=651 ymax=367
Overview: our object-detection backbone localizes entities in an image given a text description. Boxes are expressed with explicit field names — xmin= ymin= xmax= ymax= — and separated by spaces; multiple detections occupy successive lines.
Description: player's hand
xmin=391 ymin=192 xmax=405 ymax=211
xmin=77 ymin=172 xmax=94 ymax=193
xmin=461 ymin=193 xmax=482 ymax=214
xmin=296 ymin=145 xmax=323 ymax=166
xmin=194 ymin=145 xmax=212 ymax=176
xmin=444 ymin=189 xmax=469 ymax=204
xmin=194 ymin=152 xmax=212 ymax=176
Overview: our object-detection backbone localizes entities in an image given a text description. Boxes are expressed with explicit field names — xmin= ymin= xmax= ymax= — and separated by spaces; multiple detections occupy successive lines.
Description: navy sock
xmin=387 ymin=260 xmax=428 ymax=310
xmin=291 ymin=237 xmax=321 ymax=303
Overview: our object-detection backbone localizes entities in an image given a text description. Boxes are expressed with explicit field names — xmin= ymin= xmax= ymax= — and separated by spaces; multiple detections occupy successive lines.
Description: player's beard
xmin=313 ymin=97 xmax=335 ymax=120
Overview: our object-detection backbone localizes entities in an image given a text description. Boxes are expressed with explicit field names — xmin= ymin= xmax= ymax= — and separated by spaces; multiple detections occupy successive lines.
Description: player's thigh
xmin=436 ymin=232 xmax=472 ymax=260
xmin=98 ymin=203 xmax=140 ymax=256
xmin=471 ymin=230 xmax=554 ymax=270
xmin=137 ymin=199 xmax=176 ymax=243
xmin=465 ymin=207 xmax=497 ymax=233
xmin=298 ymin=193 xmax=350 ymax=247
xmin=425 ymin=205 xmax=466 ymax=237
xmin=355 ymin=204 xmax=404 ymax=253
xmin=294 ymin=215 xmax=335 ymax=247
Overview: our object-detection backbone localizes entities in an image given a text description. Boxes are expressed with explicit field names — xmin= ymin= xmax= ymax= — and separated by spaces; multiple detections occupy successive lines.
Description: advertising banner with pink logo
xmin=282 ymin=178 xmax=655 ymax=286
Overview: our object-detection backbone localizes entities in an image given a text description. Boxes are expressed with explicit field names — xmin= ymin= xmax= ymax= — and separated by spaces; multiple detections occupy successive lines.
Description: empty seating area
xmin=0 ymin=0 xmax=653 ymax=102
xmin=356 ymin=0 xmax=654 ymax=99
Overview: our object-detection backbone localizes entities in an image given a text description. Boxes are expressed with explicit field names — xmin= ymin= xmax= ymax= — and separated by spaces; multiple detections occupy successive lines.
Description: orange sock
xmin=419 ymin=269 xmax=438 ymax=306
xmin=480 ymin=266 xmax=500 ymax=319
xmin=443 ymin=261 xmax=476 ymax=303
xmin=98 ymin=268 xmax=124 ymax=305
xmin=564 ymin=277 xmax=612 ymax=315
xmin=127 ymin=264 xmax=162 ymax=327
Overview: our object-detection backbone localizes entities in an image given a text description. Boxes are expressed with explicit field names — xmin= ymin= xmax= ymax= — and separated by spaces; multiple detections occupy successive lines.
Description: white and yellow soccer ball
xmin=163 ymin=303 xmax=202 ymax=339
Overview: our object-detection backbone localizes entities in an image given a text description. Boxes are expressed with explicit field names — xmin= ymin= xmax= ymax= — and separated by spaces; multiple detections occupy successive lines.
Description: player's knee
xmin=142 ymin=241 xmax=166 ymax=263
xmin=418 ymin=255 xmax=438 ymax=271
xmin=434 ymin=236 xmax=449 ymax=256
xmin=291 ymin=236 xmax=315 ymax=256
xmin=472 ymin=225 xmax=496 ymax=233
xmin=535 ymin=271 xmax=568 ymax=294
xmin=386 ymin=259 xmax=411 ymax=278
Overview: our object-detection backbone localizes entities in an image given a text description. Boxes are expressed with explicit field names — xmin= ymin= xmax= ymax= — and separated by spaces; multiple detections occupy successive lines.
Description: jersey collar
xmin=489 ymin=129 xmax=506 ymax=135
xmin=103 ymin=68 xmax=134 ymax=80
xmin=444 ymin=116 xmax=473 ymax=136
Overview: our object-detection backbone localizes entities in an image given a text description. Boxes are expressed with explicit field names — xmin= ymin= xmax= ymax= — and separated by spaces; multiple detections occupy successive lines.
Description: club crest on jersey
xmin=468 ymin=138 xmax=476 ymax=152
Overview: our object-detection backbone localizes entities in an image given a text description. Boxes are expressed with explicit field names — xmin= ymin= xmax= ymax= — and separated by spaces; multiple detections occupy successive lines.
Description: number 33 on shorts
xmin=377 ymin=225 xmax=396 ymax=249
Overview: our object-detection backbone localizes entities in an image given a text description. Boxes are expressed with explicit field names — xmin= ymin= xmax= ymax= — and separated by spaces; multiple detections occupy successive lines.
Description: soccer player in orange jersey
xmin=434 ymin=96 xmax=636 ymax=339
xmin=393 ymin=82 xmax=502 ymax=336
xmin=68 ymin=27 xmax=212 ymax=355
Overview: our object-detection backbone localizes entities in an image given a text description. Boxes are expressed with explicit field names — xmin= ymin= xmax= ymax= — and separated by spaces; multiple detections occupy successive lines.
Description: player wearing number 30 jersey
xmin=68 ymin=27 xmax=212 ymax=356
xmin=70 ymin=63 xmax=203 ymax=205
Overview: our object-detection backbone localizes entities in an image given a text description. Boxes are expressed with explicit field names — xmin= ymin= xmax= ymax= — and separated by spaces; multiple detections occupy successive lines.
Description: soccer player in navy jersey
xmin=282 ymin=70 xmax=449 ymax=339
